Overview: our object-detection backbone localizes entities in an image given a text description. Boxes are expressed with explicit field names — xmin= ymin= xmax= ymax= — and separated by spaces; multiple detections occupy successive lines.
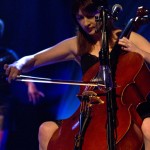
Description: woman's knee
xmin=141 ymin=117 xmax=150 ymax=139
xmin=38 ymin=121 xmax=59 ymax=139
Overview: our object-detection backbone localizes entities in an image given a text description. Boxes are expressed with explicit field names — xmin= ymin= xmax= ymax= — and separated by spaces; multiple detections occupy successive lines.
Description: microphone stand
xmin=98 ymin=8 xmax=116 ymax=150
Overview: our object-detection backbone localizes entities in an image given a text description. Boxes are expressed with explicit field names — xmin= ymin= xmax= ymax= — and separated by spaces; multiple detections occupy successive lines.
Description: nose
xmin=83 ymin=17 xmax=90 ymax=26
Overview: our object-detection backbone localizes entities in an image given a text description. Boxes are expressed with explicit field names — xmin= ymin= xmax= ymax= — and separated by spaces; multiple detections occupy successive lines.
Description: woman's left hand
xmin=118 ymin=37 xmax=140 ymax=53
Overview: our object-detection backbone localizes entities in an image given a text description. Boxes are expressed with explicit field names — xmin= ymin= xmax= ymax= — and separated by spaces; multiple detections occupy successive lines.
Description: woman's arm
xmin=4 ymin=36 xmax=78 ymax=82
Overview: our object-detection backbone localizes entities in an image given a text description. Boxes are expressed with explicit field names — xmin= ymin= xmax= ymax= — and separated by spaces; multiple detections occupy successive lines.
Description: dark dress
xmin=81 ymin=53 xmax=99 ymax=75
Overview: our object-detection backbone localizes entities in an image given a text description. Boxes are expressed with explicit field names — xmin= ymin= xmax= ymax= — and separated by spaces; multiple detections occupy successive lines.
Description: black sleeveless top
xmin=81 ymin=53 xmax=99 ymax=75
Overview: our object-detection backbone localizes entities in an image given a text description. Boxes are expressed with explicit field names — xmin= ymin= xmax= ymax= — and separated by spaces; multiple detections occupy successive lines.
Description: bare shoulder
xmin=130 ymin=31 xmax=150 ymax=52
xmin=62 ymin=36 xmax=78 ymax=54
xmin=63 ymin=36 xmax=77 ymax=47
xmin=130 ymin=31 xmax=148 ymax=41
xmin=65 ymin=36 xmax=77 ymax=42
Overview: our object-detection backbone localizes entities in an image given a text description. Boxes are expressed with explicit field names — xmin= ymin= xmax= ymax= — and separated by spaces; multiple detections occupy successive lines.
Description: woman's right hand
xmin=4 ymin=63 xmax=22 ymax=83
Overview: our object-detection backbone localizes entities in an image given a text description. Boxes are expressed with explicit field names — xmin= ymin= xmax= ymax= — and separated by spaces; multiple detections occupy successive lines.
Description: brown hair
xmin=72 ymin=0 xmax=118 ymax=55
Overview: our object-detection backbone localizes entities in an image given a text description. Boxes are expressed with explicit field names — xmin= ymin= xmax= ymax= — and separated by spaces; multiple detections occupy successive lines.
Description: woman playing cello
xmin=4 ymin=0 xmax=150 ymax=149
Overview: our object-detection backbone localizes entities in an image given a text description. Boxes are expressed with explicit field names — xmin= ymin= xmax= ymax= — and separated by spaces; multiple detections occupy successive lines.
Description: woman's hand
xmin=4 ymin=55 xmax=35 ymax=82
xmin=4 ymin=62 xmax=22 ymax=83
xmin=118 ymin=33 xmax=150 ymax=64
xmin=118 ymin=37 xmax=141 ymax=53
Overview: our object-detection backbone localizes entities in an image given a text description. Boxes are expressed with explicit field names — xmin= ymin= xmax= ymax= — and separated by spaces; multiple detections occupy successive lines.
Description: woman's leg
xmin=38 ymin=121 xmax=58 ymax=150
xmin=141 ymin=117 xmax=150 ymax=150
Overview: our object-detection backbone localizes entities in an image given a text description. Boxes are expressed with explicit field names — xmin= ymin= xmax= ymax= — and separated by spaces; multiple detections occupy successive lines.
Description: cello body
xmin=48 ymin=52 xmax=150 ymax=150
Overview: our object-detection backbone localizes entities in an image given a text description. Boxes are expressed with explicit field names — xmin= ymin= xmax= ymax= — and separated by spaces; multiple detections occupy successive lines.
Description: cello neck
xmin=119 ymin=6 xmax=149 ymax=39
xmin=119 ymin=18 xmax=134 ymax=39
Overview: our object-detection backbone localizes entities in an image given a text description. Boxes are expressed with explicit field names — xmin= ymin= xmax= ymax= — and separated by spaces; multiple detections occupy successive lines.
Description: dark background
xmin=0 ymin=0 xmax=150 ymax=149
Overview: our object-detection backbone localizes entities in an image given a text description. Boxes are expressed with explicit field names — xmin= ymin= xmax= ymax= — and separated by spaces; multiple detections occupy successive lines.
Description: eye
xmin=86 ymin=14 xmax=95 ymax=19
xmin=76 ymin=15 xmax=84 ymax=21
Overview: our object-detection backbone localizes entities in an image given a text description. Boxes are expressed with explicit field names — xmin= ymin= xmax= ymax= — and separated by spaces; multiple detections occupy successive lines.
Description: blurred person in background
xmin=0 ymin=18 xmax=45 ymax=150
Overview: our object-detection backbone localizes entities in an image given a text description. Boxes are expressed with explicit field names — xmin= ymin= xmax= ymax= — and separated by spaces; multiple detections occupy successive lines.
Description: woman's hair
xmin=72 ymin=0 xmax=118 ymax=55
xmin=72 ymin=0 xmax=107 ymax=14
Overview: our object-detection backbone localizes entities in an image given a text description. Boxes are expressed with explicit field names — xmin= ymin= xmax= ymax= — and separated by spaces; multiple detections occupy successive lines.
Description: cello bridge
xmin=82 ymin=91 xmax=104 ymax=106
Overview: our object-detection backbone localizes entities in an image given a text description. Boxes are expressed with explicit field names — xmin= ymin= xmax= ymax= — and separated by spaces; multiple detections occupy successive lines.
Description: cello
xmin=47 ymin=6 xmax=150 ymax=150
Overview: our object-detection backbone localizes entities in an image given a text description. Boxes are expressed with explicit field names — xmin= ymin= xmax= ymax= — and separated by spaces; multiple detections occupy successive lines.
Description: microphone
xmin=111 ymin=4 xmax=123 ymax=20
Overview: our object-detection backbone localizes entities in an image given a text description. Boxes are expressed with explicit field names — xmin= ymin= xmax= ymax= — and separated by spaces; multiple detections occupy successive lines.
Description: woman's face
xmin=76 ymin=9 xmax=101 ymax=35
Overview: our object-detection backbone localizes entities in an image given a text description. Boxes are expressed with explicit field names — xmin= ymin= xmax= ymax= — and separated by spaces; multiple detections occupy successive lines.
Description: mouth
xmin=86 ymin=27 xmax=95 ymax=33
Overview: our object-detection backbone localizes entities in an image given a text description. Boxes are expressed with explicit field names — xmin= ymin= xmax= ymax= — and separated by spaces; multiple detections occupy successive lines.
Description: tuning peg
xmin=137 ymin=6 xmax=149 ymax=17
